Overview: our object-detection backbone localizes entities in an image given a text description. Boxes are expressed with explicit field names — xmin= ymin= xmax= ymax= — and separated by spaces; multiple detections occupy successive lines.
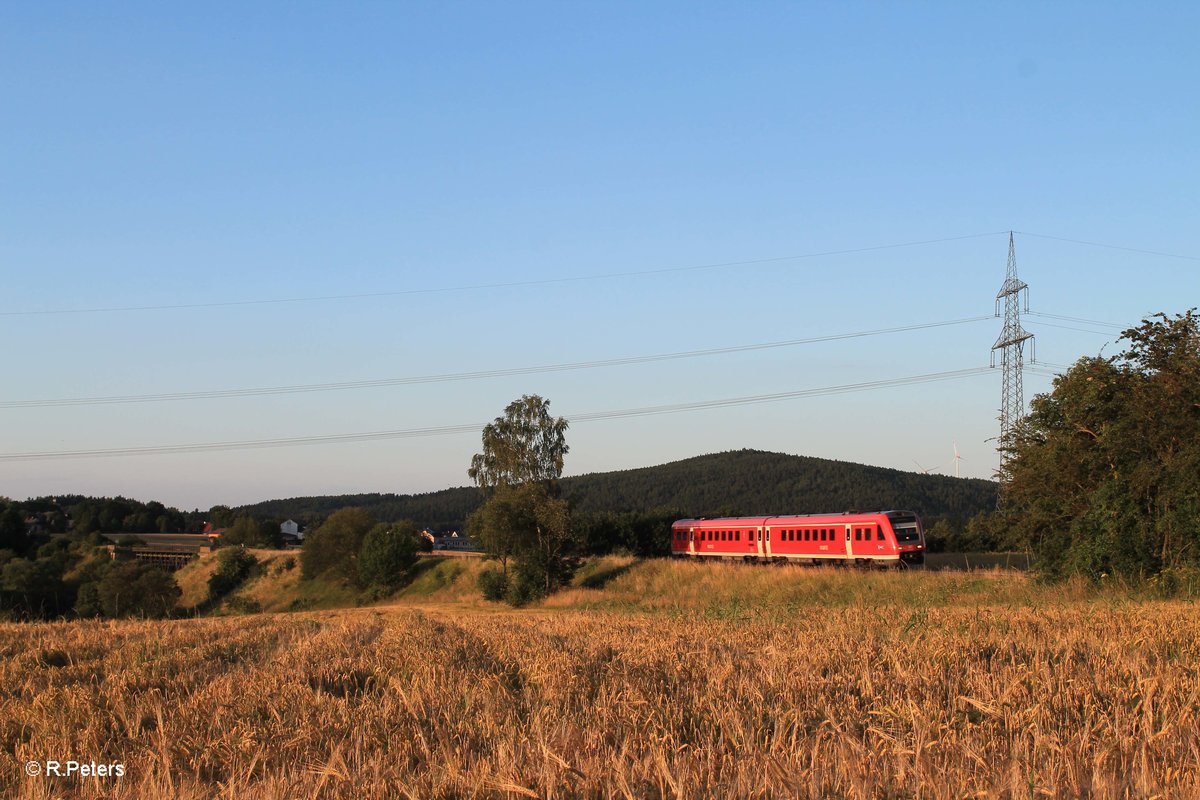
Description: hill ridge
xmin=238 ymin=449 xmax=996 ymax=529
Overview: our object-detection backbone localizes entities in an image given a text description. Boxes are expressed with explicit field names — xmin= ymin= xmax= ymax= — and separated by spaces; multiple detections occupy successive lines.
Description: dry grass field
xmin=4 ymin=562 xmax=1200 ymax=799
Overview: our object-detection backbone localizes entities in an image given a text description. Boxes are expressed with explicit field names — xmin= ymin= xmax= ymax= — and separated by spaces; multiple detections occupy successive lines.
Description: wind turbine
xmin=952 ymin=441 xmax=964 ymax=479
xmin=913 ymin=460 xmax=940 ymax=475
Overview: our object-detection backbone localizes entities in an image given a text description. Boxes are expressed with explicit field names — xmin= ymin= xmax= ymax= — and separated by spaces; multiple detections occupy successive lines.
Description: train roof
xmin=673 ymin=510 xmax=918 ymax=525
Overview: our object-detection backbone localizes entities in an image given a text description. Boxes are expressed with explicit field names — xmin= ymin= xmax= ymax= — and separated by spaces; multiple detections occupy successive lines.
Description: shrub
xmin=477 ymin=568 xmax=508 ymax=602
xmin=208 ymin=549 xmax=258 ymax=601
xmin=95 ymin=562 xmax=180 ymax=618
xmin=357 ymin=522 xmax=422 ymax=590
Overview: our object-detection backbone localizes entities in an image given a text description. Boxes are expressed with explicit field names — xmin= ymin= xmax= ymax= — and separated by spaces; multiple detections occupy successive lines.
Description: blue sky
xmin=2 ymin=2 xmax=1197 ymax=510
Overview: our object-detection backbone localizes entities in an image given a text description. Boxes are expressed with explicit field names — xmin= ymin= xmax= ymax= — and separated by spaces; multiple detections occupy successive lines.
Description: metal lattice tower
xmin=991 ymin=232 xmax=1034 ymax=460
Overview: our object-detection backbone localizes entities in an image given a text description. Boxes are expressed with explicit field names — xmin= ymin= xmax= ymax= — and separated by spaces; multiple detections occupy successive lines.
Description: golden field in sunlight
xmin=5 ymin=562 xmax=1200 ymax=799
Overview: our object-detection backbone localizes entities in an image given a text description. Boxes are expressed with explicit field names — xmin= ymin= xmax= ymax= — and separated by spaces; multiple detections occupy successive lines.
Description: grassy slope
xmin=173 ymin=551 xmax=488 ymax=616
xmin=173 ymin=548 xmax=358 ymax=614
xmin=176 ymin=552 xmax=1091 ymax=619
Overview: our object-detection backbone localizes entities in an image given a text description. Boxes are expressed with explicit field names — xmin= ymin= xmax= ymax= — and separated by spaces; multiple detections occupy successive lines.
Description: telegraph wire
xmin=4 ymin=231 xmax=1008 ymax=316
xmin=0 ymin=316 xmax=993 ymax=408
xmin=1025 ymin=311 xmax=1124 ymax=329
xmin=1014 ymin=231 xmax=1200 ymax=262
xmin=1024 ymin=320 xmax=1122 ymax=337
xmin=0 ymin=367 xmax=994 ymax=461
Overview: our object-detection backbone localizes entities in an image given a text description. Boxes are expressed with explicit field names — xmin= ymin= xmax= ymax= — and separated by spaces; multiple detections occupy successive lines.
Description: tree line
xmin=991 ymin=310 xmax=1200 ymax=583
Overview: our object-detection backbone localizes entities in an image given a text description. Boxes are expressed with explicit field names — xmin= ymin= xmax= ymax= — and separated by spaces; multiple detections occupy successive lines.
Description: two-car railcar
xmin=670 ymin=510 xmax=925 ymax=567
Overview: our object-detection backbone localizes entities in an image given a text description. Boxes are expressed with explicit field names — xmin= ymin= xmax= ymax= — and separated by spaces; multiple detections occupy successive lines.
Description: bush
xmin=504 ymin=570 xmax=542 ymax=607
xmin=95 ymin=562 xmax=180 ymax=618
xmin=208 ymin=549 xmax=258 ymax=601
xmin=356 ymin=521 xmax=422 ymax=590
xmin=477 ymin=568 xmax=508 ymax=601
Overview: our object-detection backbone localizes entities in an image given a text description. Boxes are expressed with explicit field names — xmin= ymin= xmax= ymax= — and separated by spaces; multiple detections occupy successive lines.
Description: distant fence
xmin=420 ymin=550 xmax=486 ymax=560
xmin=924 ymin=552 xmax=1031 ymax=571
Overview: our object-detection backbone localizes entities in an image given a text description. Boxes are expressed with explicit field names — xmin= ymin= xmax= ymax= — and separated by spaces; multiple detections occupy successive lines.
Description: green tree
xmin=357 ymin=521 xmax=422 ymax=590
xmin=1 ymin=557 xmax=67 ymax=616
xmin=468 ymin=394 xmax=569 ymax=488
xmin=207 ymin=505 xmax=236 ymax=528
xmin=301 ymin=507 xmax=376 ymax=581
xmin=94 ymin=561 xmax=180 ymax=618
xmin=0 ymin=502 xmax=28 ymax=554
xmin=467 ymin=396 xmax=576 ymax=602
xmin=221 ymin=515 xmax=282 ymax=548
xmin=1002 ymin=310 xmax=1200 ymax=579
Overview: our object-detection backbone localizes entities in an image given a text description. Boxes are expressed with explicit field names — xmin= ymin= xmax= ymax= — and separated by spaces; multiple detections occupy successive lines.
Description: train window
xmin=876 ymin=528 xmax=885 ymax=541
xmin=854 ymin=529 xmax=861 ymax=541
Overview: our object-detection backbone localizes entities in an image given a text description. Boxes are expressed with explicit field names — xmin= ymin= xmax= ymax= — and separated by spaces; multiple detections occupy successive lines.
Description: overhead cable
xmin=0 ymin=316 xmax=993 ymax=409
xmin=1025 ymin=311 xmax=1124 ymax=329
xmin=0 ymin=367 xmax=993 ymax=461
xmin=1015 ymin=231 xmax=1200 ymax=262
xmin=4 ymin=232 xmax=1008 ymax=316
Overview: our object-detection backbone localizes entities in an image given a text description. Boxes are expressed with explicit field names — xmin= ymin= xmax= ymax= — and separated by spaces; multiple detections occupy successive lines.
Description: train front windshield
xmin=886 ymin=512 xmax=923 ymax=543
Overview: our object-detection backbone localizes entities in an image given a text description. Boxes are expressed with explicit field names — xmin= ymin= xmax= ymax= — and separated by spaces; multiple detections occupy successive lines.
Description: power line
xmin=1024 ymin=320 xmax=1121 ymax=337
xmin=1026 ymin=311 xmax=1125 ymax=329
xmin=0 ymin=367 xmax=993 ymax=461
xmin=1015 ymin=231 xmax=1200 ymax=262
xmin=4 ymin=231 xmax=1008 ymax=317
xmin=0 ymin=316 xmax=992 ymax=409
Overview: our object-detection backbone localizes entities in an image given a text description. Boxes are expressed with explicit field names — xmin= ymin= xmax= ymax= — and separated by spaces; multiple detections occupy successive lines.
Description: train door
xmin=688 ymin=528 xmax=695 ymax=556
xmin=844 ymin=525 xmax=854 ymax=561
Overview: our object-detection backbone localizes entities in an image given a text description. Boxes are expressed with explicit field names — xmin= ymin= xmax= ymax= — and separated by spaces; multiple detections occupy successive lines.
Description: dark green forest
xmin=238 ymin=449 xmax=997 ymax=532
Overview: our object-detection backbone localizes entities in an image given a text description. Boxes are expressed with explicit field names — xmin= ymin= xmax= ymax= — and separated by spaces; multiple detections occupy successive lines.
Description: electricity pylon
xmin=991 ymin=232 xmax=1034 ymax=467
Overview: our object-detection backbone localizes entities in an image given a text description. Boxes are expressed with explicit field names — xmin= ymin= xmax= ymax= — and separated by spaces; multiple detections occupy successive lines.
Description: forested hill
xmin=238 ymin=449 xmax=996 ymax=530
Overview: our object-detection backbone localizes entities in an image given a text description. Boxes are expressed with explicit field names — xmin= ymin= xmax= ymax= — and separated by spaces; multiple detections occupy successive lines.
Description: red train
xmin=670 ymin=510 xmax=926 ymax=566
